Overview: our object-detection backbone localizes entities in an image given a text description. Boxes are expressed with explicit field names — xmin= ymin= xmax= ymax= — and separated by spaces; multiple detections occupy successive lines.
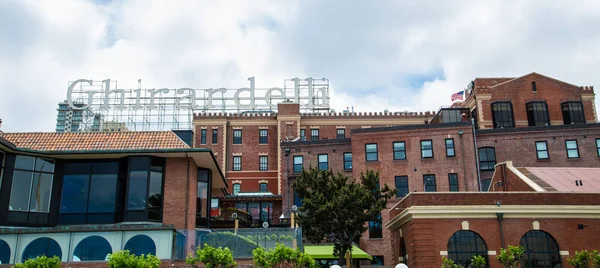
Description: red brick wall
xmin=489 ymin=163 xmax=535 ymax=192
xmin=164 ymin=157 xmax=196 ymax=229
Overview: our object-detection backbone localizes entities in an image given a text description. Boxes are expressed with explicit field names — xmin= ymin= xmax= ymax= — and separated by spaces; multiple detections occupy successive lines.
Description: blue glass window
xmin=22 ymin=237 xmax=62 ymax=262
xmin=293 ymin=156 xmax=303 ymax=173
xmin=447 ymin=230 xmax=488 ymax=267
xmin=369 ymin=214 xmax=382 ymax=238
xmin=124 ymin=235 xmax=156 ymax=256
xmin=0 ymin=239 xmax=10 ymax=264
xmin=73 ymin=236 xmax=112 ymax=261
xmin=318 ymin=154 xmax=328 ymax=171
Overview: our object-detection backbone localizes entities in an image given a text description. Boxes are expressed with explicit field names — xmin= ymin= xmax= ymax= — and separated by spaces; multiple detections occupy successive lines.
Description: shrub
xmin=13 ymin=256 xmax=61 ymax=268
xmin=253 ymin=243 xmax=317 ymax=268
xmin=441 ymin=256 xmax=461 ymax=268
xmin=186 ymin=244 xmax=236 ymax=268
xmin=496 ymin=245 xmax=525 ymax=268
xmin=471 ymin=255 xmax=486 ymax=268
xmin=107 ymin=250 xmax=161 ymax=268
xmin=568 ymin=250 xmax=600 ymax=268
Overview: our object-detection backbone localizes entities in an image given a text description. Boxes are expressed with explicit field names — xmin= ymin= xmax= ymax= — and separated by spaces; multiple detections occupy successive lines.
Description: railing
xmin=174 ymin=228 xmax=302 ymax=260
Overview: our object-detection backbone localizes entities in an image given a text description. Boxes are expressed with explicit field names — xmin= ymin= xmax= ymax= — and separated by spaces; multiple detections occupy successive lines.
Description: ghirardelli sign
xmin=66 ymin=77 xmax=330 ymax=111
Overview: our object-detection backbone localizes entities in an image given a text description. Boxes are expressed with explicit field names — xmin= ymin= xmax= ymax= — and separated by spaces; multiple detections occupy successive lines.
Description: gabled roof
xmin=489 ymin=72 xmax=580 ymax=89
xmin=0 ymin=131 xmax=190 ymax=152
xmin=519 ymin=167 xmax=600 ymax=192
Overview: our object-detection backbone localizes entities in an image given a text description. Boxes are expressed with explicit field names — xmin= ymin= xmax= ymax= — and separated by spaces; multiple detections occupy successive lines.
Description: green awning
xmin=304 ymin=245 xmax=373 ymax=260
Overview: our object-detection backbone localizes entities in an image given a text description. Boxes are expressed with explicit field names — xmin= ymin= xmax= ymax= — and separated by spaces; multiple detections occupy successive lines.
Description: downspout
xmin=497 ymin=212 xmax=505 ymax=248
xmin=472 ymin=118 xmax=482 ymax=191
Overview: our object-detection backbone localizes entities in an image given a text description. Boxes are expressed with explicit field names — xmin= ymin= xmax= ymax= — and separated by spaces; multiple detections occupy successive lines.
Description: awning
xmin=304 ymin=245 xmax=373 ymax=260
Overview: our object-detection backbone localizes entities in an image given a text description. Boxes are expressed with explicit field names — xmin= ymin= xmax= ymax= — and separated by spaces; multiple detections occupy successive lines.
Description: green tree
xmin=252 ymin=243 xmax=317 ymax=268
xmin=441 ymin=256 xmax=461 ymax=268
xmin=107 ymin=250 xmax=160 ymax=268
xmin=568 ymin=250 xmax=600 ymax=268
xmin=292 ymin=168 xmax=395 ymax=265
xmin=13 ymin=256 xmax=61 ymax=268
xmin=186 ymin=244 xmax=236 ymax=268
xmin=470 ymin=255 xmax=487 ymax=268
xmin=496 ymin=245 xmax=525 ymax=268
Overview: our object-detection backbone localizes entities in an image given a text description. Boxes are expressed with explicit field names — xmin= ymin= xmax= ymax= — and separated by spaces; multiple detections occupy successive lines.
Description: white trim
xmin=503 ymin=161 xmax=546 ymax=192
xmin=560 ymin=251 xmax=570 ymax=256
xmin=440 ymin=251 xmax=448 ymax=256
xmin=488 ymin=251 xmax=497 ymax=256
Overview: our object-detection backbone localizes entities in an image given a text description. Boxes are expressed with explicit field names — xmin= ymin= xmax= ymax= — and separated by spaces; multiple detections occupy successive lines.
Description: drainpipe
xmin=472 ymin=118 xmax=482 ymax=191
xmin=497 ymin=212 xmax=505 ymax=248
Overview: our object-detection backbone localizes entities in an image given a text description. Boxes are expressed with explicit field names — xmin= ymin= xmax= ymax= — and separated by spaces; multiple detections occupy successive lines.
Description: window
xmin=73 ymin=236 xmax=112 ymax=261
xmin=562 ymin=101 xmax=585 ymax=124
xmin=300 ymin=129 xmax=306 ymax=141
xmin=532 ymin=81 xmax=537 ymax=92
xmin=311 ymin=129 xmax=319 ymax=140
xmin=448 ymin=173 xmax=459 ymax=192
xmin=395 ymin=176 xmax=409 ymax=197
xmin=481 ymin=179 xmax=491 ymax=192
xmin=259 ymin=156 xmax=268 ymax=171
xmin=233 ymin=183 xmax=241 ymax=195
xmin=491 ymin=102 xmax=515 ymax=128
xmin=200 ymin=129 xmax=207 ymax=144
xmin=124 ymin=235 xmax=156 ymax=256
xmin=126 ymin=157 xmax=164 ymax=222
xmin=447 ymin=230 xmax=488 ymax=267
xmin=446 ymin=139 xmax=455 ymax=157
xmin=318 ymin=154 xmax=328 ymax=171
xmin=596 ymin=139 xmax=600 ymax=157
xmin=536 ymin=141 xmax=549 ymax=160
xmin=212 ymin=129 xmax=218 ymax=144
xmin=565 ymin=140 xmax=579 ymax=158
xmin=393 ymin=142 xmax=406 ymax=160
xmin=259 ymin=183 xmax=268 ymax=192
xmin=9 ymin=156 xmax=54 ymax=214
xmin=233 ymin=156 xmax=242 ymax=171
xmin=0 ymin=239 xmax=9 ymax=264
xmin=520 ymin=230 xmax=560 ymax=268
xmin=0 ymin=152 xmax=4 ymax=193
xmin=421 ymin=140 xmax=433 ymax=158
xmin=526 ymin=102 xmax=550 ymax=126
xmin=343 ymin=153 xmax=352 ymax=170
xmin=59 ymin=162 xmax=119 ymax=225
xmin=259 ymin=129 xmax=268 ymax=144
xmin=365 ymin=143 xmax=378 ymax=161
xmin=423 ymin=174 xmax=436 ymax=192
xmin=197 ymin=169 xmax=209 ymax=225
xmin=478 ymin=147 xmax=496 ymax=171
xmin=371 ymin=256 xmax=384 ymax=266
xmin=369 ymin=214 xmax=382 ymax=239
xmin=293 ymin=156 xmax=303 ymax=173
xmin=21 ymin=237 xmax=62 ymax=262
xmin=337 ymin=128 xmax=345 ymax=138
xmin=233 ymin=129 xmax=242 ymax=144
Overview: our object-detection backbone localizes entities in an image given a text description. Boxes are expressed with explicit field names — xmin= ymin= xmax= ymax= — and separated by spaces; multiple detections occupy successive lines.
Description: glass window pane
xmin=293 ymin=156 xmax=303 ymax=164
xmin=60 ymin=174 xmax=90 ymax=213
xmin=130 ymin=157 xmax=150 ymax=171
xmin=35 ymin=158 xmax=55 ymax=173
xmin=127 ymin=171 xmax=148 ymax=210
xmin=73 ymin=236 xmax=112 ymax=262
xmin=566 ymin=140 xmax=577 ymax=149
xmin=537 ymin=151 xmax=549 ymax=159
xmin=568 ymin=150 xmax=579 ymax=158
xmin=422 ymin=150 xmax=433 ymax=158
xmin=88 ymin=174 xmax=117 ymax=213
xmin=29 ymin=173 xmax=53 ymax=212
xmin=0 ymin=239 xmax=11 ymax=264
xmin=197 ymin=181 xmax=208 ymax=217
xmin=318 ymin=154 xmax=328 ymax=162
xmin=9 ymin=170 xmax=33 ymax=211
xmin=536 ymin=142 xmax=547 ymax=150
xmin=21 ymin=238 xmax=62 ymax=262
xmin=65 ymin=163 xmax=91 ymax=174
xmin=14 ymin=156 xmax=35 ymax=170
xmin=421 ymin=141 xmax=432 ymax=149
xmin=124 ymin=235 xmax=156 ymax=256
xmin=92 ymin=162 xmax=119 ymax=174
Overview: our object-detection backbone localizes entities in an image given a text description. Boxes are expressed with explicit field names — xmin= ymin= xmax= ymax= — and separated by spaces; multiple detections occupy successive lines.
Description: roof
xmin=304 ymin=245 xmax=372 ymax=260
xmin=0 ymin=131 xmax=190 ymax=152
xmin=281 ymin=138 xmax=351 ymax=146
xmin=519 ymin=167 xmax=600 ymax=192
xmin=351 ymin=121 xmax=470 ymax=134
xmin=476 ymin=122 xmax=600 ymax=135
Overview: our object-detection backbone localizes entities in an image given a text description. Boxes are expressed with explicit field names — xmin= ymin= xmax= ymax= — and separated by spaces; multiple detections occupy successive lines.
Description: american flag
xmin=451 ymin=91 xmax=464 ymax=102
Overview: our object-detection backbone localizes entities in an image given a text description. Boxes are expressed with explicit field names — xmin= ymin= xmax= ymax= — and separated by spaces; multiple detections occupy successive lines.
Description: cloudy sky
xmin=1 ymin=0 xmax=600 ymax=132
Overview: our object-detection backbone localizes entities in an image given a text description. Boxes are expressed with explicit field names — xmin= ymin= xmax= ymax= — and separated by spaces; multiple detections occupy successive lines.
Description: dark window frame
xmin=233 ymin=183 xmax=241 ymax=195
xmin=423 ymin=174 xmax=436 ymax=192
xmin=8 ymin=156 xmax=55 ymax=216
xmin=491 ymin=101 xmax=515 ymax=128
xmin=368 ymin=213 xmax=383 ymax=239
xmin=232 ymin=156 xmax=242 ymax=171
xmin=343 ymin=152 xmax=352 ymax=170
xmin=448 ymin=173 xmax=459 ymax=192
xmin=565 ymin=140 xmax=580 ymax=159
xmin=393 ymin=141 xmax=406 ymax=160
xmin=259 ymin=129 xmax=268 ymax=144
xmin=318 ymin=154 xmax=328 ymax=171
xmin=520 ymin=230 xmax=561 ymax=268
xmin=233 ymin=129 xmax=242 ymax=144
xmin=124 ymin=157 xmax=165 ymax=222
xmin=293 ymin=156 xmax=303 ymax=173
xmin=562 ymin=101 xmax=586 ymax=125
xmin=447 ymin=230 xmax=489 ymax=267
xmin=311 ymin=129 xmax=319 ymax=141
xmin=596 ymin=139 xmax=600 ymax=157
xmin=259 ymin=183 xmax=268 ymax=193
xmin=365 ymin=143 xmax=378 ymax=162
xmin=212 ymin=129 xmax=218 ymax=144
xmin=300 ymin=129 xmax=306 ymax=141
xmin=395 ymin=176 xmax=409 ymax=198
xmin=421 ymin=140 xmax=434 ymax=159
xmin=535 ymin=141 xmax=549 ymax=160
xmin=200 ymin=129 xmax=207 ymax=144
xmin=478 ymin=147 xmax=496 ymax=171
xmin=526 ymin=101 xmax=550 ymax=127
xmin=336 ymin=128 xmax=345 ymax=139
xmin=259 ymin=156 xmax=268 ymax=171
xmin=532 ymin=81 xmax=537 ymax=92
xmin=445 ymin=138 xmax=455 ymax=157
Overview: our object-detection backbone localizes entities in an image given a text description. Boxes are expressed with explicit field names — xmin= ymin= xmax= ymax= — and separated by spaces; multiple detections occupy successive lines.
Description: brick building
xmin=191 ymin=72 xmax=599 ymax=266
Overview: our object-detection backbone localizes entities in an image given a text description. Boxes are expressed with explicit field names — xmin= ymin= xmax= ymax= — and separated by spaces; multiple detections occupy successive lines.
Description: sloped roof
xmin=0 ymin=131 xmax=190 ymax=152
xmin=522 ymin=167 xmax=600 ymax=192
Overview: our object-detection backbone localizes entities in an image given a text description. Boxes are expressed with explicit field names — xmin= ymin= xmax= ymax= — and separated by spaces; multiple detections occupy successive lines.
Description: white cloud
xmin=0 ymin=0 xmax=599 ymax=131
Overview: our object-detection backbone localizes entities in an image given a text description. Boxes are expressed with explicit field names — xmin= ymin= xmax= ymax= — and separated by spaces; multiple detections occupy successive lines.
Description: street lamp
xmin=232 ymin=212 xmax=238 ymax=235
xmin=291 ymin=205 xmax=298 ymax=250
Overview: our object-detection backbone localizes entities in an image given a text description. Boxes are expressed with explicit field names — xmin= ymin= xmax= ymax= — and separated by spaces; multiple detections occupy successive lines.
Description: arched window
xmin=21 ymin=237 xmax=62 ymax=262
xmin=233 ymin=183 xmax=241 ymax=195
xmin=73 ymin=236 xmax=112 ymax=261
xmin=0 ymin=239 xmax=10 ymax=264
xmin=124 ymin=235 xmax=156 ymax=256
xmin=447 ymin=230 xmax=488 ymax=267
xmin=478 ymin=147 xmax=496 ymax=171
xmin=520 ymin=230 xmax=561 ymax=268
